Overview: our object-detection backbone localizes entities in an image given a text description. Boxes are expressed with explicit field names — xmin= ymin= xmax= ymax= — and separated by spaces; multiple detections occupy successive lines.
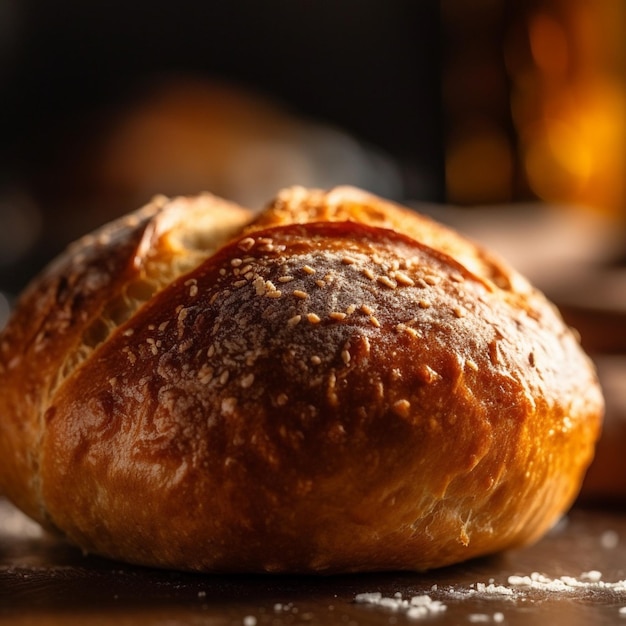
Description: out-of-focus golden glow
xmin=446 ymin=123 xmax=513 ymax=204
xmin=512 ymin=0 xmax=626 ymax=220
xmin=523 ymin=81 xmax=626 ymax=213
xmin=443 ymin=0 xmax=625 ymax=220
xmin=529 ymin=12 xmax=569 ymax=77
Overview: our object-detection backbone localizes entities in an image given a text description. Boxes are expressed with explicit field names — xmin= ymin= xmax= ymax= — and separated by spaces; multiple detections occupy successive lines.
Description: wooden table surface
xmin=2 ymin=498 xmax=626 ymax=625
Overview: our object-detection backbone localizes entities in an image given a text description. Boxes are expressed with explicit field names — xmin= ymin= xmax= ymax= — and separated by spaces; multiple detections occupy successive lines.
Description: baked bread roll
xmin=0 ymin=186 xmax=603 ymax=573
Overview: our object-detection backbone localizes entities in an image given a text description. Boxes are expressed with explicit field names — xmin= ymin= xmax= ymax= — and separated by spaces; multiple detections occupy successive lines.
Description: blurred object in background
xmin=443 ymin=0 xmax=626 ymax=224
xmin=26 ymin=76 xmax=404 ymax=245
xmin=508 ymin=0 xmax=626 ymax=223
xmin=91 ymin=78 xmax=403 ymax=212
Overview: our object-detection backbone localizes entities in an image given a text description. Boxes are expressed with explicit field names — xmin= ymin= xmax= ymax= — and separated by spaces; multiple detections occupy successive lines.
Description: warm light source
xmin=442 ymin=0 xmax=626 ymax=221
xmin=446 ymin=122 xmax=513 ymax=204
xmin=510 ymin=0 xmax=626 ymax=220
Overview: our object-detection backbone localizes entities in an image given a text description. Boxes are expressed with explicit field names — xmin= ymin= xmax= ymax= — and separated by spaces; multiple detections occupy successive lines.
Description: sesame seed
xmin=419 ymin=300 xmax=431 ymax=309
xmin=453 ymin=306 xmax=466 ymax=318
xmin=361 ymin=304 xmax=374 ymax=315
xmin=123 ymin=329 xmax=135 ymax=337
xmin=266 ymin=290 xmax=282 ymax=299
xmin=362 ymin=268 xmax=375 ymax=280
xmin=240 ymin=373 xmax=255 ymax=388
xmin=341 ymin=350 xmax=351 ymax=365
xmin=307 ymin=313 xmax=321 ymax=324
xmin=178 ymin=338 xmax=193 ymax=353
xmin=315 ymin=279 xmax=326 ymax=288
xmin=278 ymin=275 xmax=294 ymax=283
xmin=407 ymin=326 xmax=420 ymax=338
xmin=231 ymin=258 xmax=243 ymax=267
xmin=287 ymin=315 xmax=302 ymax=326
xmin=424 ymin=275 xmax=440 ymax=286
xmin=244 ymin=271 xmax=255 ymax=280
xmin=258 ymin=237 xmax=273 ymax=245
xmin=253 ymin=276 xmax=266 ymax=296
xmin=233 ymin=280 xmax=247 ymax=288
xmin=310 ymin=355 xmax=322 ymax=365
xmin=392 ymin=399 xmax=411 ymax=418
xmin=240 ymin=265 xmax=253 ymax=275
xmin=158 ymin=321 xmax=169 ymax=332
xmin=369 ymin=315 xmax=381 ymax=328
xmin=450 ymin=273 xmax=465 ymax=283
xmin=302 ymin=265 xmax=316 ymax=275
xmin=209 ymin=292 xmax=219 ymax=305
xmin=466 ymin=359 xmax=479 ymax=371
xmin=329 ymin=312 xmax=347 ymax=321
xmin=237 ymin=237 xmax=256 ymax=251
xmin=198 ymin=367 xmax=214 ymax=384
xmin=219 ymin=268 xmax=227 ymax=276
xmin=221 ymin=397 xmax=237 ymax=415
xmin=123 ymin=348 xmax=137 ymax=365
xmin=265 ymin=280 xmax=277 ymax=292
xmin=293 ymin=290 xmax=308 ymax=299
xmin=327 ymin=372 xmax=338 ymax=406
xmin=342 ymin=256 xmax=357 ymax=265
xmin=377 ymin=275 xmax=397 ymax=289
xmin=345 ymin=304 xmax=357 ymax=315
xmin=394 ymin=271 xmax=415 ymax=286
xmin=219 ymin=370 xmax=230 ymax=385
xmin=276 ymin=393 xmax=288 ymax=406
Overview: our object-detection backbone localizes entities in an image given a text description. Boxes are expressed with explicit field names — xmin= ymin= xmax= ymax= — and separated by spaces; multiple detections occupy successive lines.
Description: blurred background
xmin=0 ymin=0 xmax=442 ymax=298
xmin=1 ymin=0 xmax=625 ymax=292
xmin=0 ymin=0 xmax=625 ymax=499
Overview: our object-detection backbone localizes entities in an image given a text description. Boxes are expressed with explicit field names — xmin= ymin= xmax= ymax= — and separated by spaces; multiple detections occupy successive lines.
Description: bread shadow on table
xmin=0 ymin=518 xmax=512 ymax=612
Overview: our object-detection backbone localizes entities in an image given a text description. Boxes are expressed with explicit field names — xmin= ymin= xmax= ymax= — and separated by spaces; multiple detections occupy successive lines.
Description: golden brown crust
xmin=0 ymin=193 xmax=251 ymax=522
xmin=0 ymin=186 xmax=603 ymax=572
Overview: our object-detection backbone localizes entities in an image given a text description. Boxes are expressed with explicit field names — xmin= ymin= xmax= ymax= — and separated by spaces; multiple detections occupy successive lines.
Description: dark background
xmin=1 ymin=0 xmax=443 ymax=196
xmin=0 ymin=0 xmax=444 ymax=294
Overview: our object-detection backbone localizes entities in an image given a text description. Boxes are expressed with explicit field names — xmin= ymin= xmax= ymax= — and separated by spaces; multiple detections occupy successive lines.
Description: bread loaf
xmin=0 ymin=186 xmax=603 ymax=573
